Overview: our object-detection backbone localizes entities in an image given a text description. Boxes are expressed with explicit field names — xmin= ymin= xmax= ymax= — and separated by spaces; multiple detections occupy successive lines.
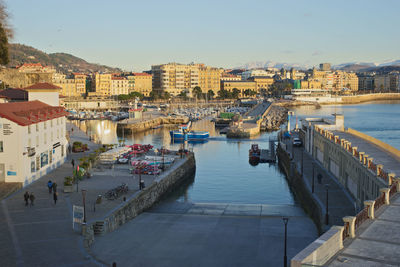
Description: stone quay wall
xmin=117 ymin=116 xmax=189 ymax=134
xmin=82 ymin=153 xmax=196 ymax=247
xmin=277 ymin=145 xmax=323 ymax=234
xmin=313 ymin=129 xmax=388 ymax=207
xmin=341 ymin=93 xmax=400 ymax=104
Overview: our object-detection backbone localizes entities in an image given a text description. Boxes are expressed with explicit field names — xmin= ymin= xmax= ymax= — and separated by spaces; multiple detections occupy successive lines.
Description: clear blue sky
xmin=5 ymin=0 xmax=400 ymax=71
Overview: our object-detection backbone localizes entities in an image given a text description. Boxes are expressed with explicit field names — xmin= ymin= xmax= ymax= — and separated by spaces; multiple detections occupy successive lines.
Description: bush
xmin=64 ymin=176 xmax=73 ymax=186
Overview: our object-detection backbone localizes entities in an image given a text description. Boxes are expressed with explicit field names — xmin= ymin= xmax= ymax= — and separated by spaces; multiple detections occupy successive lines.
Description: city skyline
xmin=5 ymin=0 xmax=400 ymax=71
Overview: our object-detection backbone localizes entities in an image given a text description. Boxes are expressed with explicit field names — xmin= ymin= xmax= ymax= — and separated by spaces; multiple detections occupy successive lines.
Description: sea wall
xmin=117 ymin=116 xmax=189 ymax=134
xmin=82 ymin=153 xmax=196 ymax=248
xmin=346 ymin=128 xmax=400 ymax=158
xmin=0 ymin=68 xmax=53 ymax=88
xmin=277 ymin=145 xmax=323 ymax=234
xmin=341 ymin=93 xmax=400 ymax=104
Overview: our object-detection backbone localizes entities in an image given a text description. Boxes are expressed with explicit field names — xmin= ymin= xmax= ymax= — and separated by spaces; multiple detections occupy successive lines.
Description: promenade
xmin=282 ymin=137 xmax=355 ymax=227
xmin=328 ymin=194 xmax=400 ymax=266
xmin=0 ymin=124 xmax=105 ymax=267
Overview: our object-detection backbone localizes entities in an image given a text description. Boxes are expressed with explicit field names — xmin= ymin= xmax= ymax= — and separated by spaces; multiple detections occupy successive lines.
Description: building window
xmin=44 ymin=121 xmax=47 ymax=130
xmin=0 ymin=141 xmax=3 ymax=152
xmin=51 ymin=120 xmax=53 ymax=127
xmin=28 ymin=125 xmax=31 ymax=134
xmin=36 ymin=124 xmax=39 ymax=132
xmin=36 ymin=136 xmax=39 ymax=147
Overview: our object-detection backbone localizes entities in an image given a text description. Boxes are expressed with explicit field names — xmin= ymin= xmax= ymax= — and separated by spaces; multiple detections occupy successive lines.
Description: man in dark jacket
xmin=24 ymin=192 xmax=29 ymax=206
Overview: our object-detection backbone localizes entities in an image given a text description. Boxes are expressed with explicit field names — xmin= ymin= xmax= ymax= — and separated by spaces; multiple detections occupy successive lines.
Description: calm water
xmin=289 ymin=100 xmax=400 ymax=150
xmin=73 ymin=101 xmax=400 ymax=205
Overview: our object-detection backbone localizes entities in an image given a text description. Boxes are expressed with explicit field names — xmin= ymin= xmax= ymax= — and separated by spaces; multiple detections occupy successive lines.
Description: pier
xmin=284 ymin=114 xmax=400 ymax=266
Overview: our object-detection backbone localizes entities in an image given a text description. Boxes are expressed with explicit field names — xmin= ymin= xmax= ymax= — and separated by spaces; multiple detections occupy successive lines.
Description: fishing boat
xmin=249 ymin=144 xmax=261 ymax=159
xmin=170 ymin=122 xmax=209 ymax=140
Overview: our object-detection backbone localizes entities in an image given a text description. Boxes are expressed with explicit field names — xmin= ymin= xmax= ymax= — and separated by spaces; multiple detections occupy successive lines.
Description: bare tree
xmin=0 ymin=0 xmax=13 ymax=39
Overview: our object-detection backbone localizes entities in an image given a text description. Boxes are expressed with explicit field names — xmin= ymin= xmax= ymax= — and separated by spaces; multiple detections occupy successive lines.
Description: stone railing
xmin=314 ymin=126 xmax=396 ymax=185
xmin=341 ymin=182 xmax=397 ymax=240
xmin=292 ymin=179 xmax=399 ymax=266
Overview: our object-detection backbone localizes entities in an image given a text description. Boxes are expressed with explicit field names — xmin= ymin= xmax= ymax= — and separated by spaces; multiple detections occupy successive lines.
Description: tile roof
xmin=133 ymin=73 xmax=151 ymax=76
xmin=0 ymin=100 xmax=69 ymax=126
xmin=17 ymin=63 xmax=43 ymax=68
xmin=0 ymin=88 xmax=28 ymax=100
xmin=23 ymin=83 xmax=61 ymax=90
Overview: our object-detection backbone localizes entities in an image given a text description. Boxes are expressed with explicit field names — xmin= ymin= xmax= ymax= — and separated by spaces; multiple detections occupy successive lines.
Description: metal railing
xmin=374 ymin=193 xmax=385 ymax=211
xmin=342 ymin=221 xmax=350 ymax=240
xmin=389 ymin=183 xmax=397 ymax=198
xmin=355 ymin=206 xmax=368 ymax=230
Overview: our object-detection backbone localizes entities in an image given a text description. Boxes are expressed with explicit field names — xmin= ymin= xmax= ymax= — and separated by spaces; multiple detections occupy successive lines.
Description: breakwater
xmin=117 ymin=116 xmax=189 ymax=134
xmin=82 ymin=153 xmax=196 ymax=247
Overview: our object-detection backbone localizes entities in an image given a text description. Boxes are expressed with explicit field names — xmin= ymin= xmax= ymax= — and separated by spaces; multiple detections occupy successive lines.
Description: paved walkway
xmin=332 ymin=131 xmax=400 ymax=176
xmin=0 ymin=124 xmax=104 ymax=267
xmin=283 ymin=137 xmax=356 ymax=227
xmin=328 ymin=194 xmax=400 ymax=266
xmin=90 ymin=201 xmax=318 ymax=267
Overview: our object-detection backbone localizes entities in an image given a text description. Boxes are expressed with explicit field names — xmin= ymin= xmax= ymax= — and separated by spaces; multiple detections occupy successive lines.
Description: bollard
xmin=394 ymin=178 xmax=400 ymax=192
xmin=364 ymin=200 xmax=375 ymax=219
xmin=376 ymin=164 xmax=383 ymax=176
xmin=380 ymin=188 xmax=391 ymax=205
xmin=343 ymin=216 xmax=356 ymax=238
xmin=388 ymin=173 xmax=396 ymax=186
xmin=359 ymin=152 xmax=365 ymax=163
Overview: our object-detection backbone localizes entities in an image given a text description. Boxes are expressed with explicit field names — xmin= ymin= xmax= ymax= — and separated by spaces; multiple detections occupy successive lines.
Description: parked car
xmin=293 ymin=138 xmax=302 ymax=147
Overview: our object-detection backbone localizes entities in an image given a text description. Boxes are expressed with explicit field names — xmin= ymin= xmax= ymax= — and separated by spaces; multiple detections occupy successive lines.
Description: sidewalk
xmin=0 ymin=123 xmax=104 ymax=267
xmin=283 ymin=137 xmax=355 ymax=227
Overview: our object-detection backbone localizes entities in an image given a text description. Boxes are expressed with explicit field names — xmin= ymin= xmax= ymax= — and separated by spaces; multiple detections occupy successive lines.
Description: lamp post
xmin=283 ymin=217 xmax=289 ymax=267
xmin=81 ymin=189 xmax=87 ymax=223
xmin=325 ymin=184 xmax=330 ymax=225
xmin=301 ymin=150 xmax=304 ymax=176
xmin=312 ymin=163 xmax=315 ymax=193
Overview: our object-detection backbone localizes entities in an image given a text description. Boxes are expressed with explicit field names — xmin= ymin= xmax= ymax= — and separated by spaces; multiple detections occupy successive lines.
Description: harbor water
xmin=73 ymin=101 xmax=400 ymax=205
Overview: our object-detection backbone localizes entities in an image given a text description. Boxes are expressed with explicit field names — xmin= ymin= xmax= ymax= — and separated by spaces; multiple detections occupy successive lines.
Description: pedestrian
xmin=29 ymin=192 xmax=35 ymax=206
xmin=53 ymin=191 xmax=58 ymax=205
xmin=68 ymin=145 xmax=72 ymax=154
xmin=52 ymin=182 xmax=57 ymax=193
xmin=71 ymin=159 xmax=75 ymax=168
xmin=24 ymin=191 xmax=29 ymax=206
xmin=47 ymin=180 xmax=53 ymax=194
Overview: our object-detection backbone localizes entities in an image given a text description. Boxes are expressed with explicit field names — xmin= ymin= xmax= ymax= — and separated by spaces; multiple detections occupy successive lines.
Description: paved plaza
xmin=91 ymin=201 xmax=318 ymax=267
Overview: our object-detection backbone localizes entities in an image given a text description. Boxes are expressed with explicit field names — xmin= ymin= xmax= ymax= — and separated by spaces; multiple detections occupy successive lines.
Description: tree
xmin=192 ymin=86 xmax=202 ymax=99
xmin=0 ymin=2 xmax=12 ymax=65
xmin=207 ymin=90 xmax=215 ymax=100
xmin=232 ymin=88 xmax=240 ymax=99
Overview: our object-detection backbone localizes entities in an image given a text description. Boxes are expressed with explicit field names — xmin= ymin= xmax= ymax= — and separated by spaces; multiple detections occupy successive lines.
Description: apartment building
xmin=241 ymin=69 xmax=275 ymax=80
xmin=221 ymin=81 xmax=257 ymax=97
xmin=111 ymin=76 xmax=129 ymax=96
xmin=73 ymin=73 xmax=87 ymax=96
xmin=95 ymin=73 xmax=112 ymax=96
xmin=198 ymin=64 xmax=223 ymax=94
xmin=52 ymin=73 xmax=87 ymax=97
xmin=247 ymin=76 xmax=274 ymax=92
xmin=357 ymin=74 xmax=375 ymax=91
xmin=152 ymin=63 xmax=200 ymax=96
xmin=126 ymin=73 xmax=152 ymax=96
xmin=0 ymin=101 xmax=68 ymax=185
xmin=333 ymin=71 xmax=358 ymax=91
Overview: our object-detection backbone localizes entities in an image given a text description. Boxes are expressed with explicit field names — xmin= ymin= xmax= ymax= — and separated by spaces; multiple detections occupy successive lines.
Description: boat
xmin=169 ymin=122 xmax=209 ymax=140
xmin=249 ymin=144 xmax=261 ymax=159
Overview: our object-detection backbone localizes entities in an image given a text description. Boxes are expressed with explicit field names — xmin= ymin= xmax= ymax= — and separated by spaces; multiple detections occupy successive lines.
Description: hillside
xmin=8 ymin=43 xmax=121 ymax=73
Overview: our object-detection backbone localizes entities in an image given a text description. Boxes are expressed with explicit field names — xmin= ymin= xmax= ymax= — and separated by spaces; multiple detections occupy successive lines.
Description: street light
xmin=81 ymin=189 xmax=87 ymax=223
xmin=282 ymin=217 xmax=289 ymax=267
xmin=325 ymin=184 xmax=330 ymax=225
xmin=312 ymin=163 xmax=315 ymax=193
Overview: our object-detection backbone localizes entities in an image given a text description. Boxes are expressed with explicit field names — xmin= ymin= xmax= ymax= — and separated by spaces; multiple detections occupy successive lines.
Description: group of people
xmin=23 ymin=191 xmax=35 ymax=206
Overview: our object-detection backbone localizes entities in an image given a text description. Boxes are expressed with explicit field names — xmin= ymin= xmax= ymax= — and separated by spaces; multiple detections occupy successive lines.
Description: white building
xmin=0 ymin=100 xmax=69 ymax=186
xmin=24 ymin=82 xmax=61 ymax=106
xmin=111 ymin=77 xmax=129 ymax=96
xmin=241 ymin=69 xmax=275 ymax=80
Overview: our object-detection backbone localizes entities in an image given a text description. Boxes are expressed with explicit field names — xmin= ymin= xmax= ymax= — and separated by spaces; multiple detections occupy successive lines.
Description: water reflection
xmin=72 ymin=118 xmax=295 ymax=204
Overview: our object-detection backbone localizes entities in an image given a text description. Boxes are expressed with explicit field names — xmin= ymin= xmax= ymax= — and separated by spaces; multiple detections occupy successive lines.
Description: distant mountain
xmin=8 ymin=43 xmax=122 ymax=73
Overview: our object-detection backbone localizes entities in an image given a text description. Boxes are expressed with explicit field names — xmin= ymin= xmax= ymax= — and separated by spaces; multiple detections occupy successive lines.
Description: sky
xmin=5 ymin=0 xmax=400 ymax=71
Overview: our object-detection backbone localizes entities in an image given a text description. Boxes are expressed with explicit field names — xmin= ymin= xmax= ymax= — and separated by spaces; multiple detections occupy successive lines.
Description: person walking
xmin=71 ymin=159 xmax=75 ymax=169
xmin=52 ymin=182 xmax=57 ymax=193
xmin=47 ymin=180 xmax=53 ymax=194
xmin=29 ymin=192 xmax=35 ymax=206
xmin=53 ymin=191 xmax=58 ymax=205
xmin=24 ymin=191 xmax=29 ymax=206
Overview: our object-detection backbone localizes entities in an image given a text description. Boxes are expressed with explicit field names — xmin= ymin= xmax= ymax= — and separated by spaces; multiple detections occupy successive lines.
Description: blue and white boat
xmin=170 ymin=122 xmax=209 ymax=140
